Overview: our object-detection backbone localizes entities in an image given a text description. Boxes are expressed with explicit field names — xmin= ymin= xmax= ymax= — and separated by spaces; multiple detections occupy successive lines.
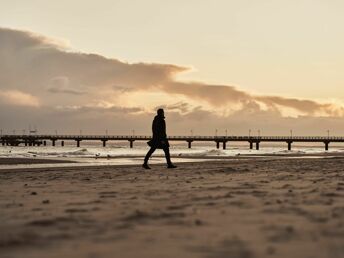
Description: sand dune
xmin=0 ymin=157 xmax=343 ymax=258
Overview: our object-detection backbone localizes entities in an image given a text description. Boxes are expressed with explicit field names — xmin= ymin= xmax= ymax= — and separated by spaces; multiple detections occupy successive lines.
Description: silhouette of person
xmin=143 ymin=109 xmax=177 ymax=169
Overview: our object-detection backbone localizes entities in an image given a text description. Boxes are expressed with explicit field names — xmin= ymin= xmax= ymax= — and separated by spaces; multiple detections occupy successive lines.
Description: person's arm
xmin=152 ymin=118 xmax=160 ymax=139
xmin=153 ymin=119 xmax=166 ymax=140
xmin=161 ymin=120 xmax=167 ymax=139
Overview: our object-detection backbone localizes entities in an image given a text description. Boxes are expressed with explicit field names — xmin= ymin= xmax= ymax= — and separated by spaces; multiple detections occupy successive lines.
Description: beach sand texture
xmin=0 ymin=158 xmax=344 ymax=258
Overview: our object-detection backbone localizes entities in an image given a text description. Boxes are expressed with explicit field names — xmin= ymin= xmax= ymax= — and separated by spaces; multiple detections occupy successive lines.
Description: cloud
xmin=55 ymin=104 xmax=144 ymax=114
xmin=155 ymin=102 xmax=191 ymax=114
xmin=1 ymin=27 xmax=344 ymax=134
xmin=0 ymin=27 xmax=193 ymax=111
xmin=162 ymin=81 xmax=344 ymax=116
xmin=46 ymin=76 xmax=87 ymax=95
xmin=0 ymin=90 xmax=40 ymax=107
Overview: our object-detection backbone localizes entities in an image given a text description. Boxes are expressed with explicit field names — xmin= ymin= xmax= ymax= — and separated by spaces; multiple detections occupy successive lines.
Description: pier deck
xmin=1 ymin=135 xmax=343 ymax=150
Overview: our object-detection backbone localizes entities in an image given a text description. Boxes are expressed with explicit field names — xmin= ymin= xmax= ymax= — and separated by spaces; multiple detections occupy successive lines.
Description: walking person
xmin=143 ymin=109 xmax=177 ymax=169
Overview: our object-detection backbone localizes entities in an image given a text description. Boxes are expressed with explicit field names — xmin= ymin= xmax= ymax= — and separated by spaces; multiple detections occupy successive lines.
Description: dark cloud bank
xmin=1 ymin=27 xmax=344 ymax=135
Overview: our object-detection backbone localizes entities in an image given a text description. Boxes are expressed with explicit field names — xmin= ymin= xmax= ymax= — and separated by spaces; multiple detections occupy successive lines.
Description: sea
xmin=1 ymin=140 xmax=344 ymax=169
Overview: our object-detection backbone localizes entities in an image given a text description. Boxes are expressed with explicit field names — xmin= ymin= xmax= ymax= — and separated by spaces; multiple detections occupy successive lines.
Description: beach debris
xmin=42 ymin=199 xmax=50 ymax=204
xmin=194 ymin=219 xmax=203 ymax=226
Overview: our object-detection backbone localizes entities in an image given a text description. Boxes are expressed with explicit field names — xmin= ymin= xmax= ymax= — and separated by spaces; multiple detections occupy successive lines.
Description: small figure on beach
xmin=143 ymin=109 xmax=177 ymax=169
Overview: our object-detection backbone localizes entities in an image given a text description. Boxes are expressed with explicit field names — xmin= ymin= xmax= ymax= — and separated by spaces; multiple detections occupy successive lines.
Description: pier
xmin=0 ymin=135 xmax=343 ymax=151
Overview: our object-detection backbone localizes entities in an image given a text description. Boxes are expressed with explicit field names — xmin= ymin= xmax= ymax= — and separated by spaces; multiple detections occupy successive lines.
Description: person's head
xmin=157 ymin=108 xmax=164 ymax=118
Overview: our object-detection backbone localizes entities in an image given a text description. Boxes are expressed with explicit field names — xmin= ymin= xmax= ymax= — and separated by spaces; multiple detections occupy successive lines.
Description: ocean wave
xmin=27 ymin=148 xmax=93 ymax=157
xmin=177 ymin=149 xmax=228 ymax=157
xmin=272 ymin=150 xmax=306 ymax=155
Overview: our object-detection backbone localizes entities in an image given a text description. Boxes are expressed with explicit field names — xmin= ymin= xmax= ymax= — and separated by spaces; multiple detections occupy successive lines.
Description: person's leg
xmin=144 ymin=147 xmax=156 ymax=165
xmin=162 ymin=147 xmax=172 ymax=165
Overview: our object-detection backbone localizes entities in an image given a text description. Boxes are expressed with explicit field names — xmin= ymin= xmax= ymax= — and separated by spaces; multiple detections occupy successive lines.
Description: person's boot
xmin=167 ymin=164 xmax=177 ymax=169
xmin=142 ymin=163 xmax=151 ymax=169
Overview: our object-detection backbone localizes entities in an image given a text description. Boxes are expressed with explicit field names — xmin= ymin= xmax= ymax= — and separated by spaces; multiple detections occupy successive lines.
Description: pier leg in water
xmin=223 ymin=141 xmax=227 ymax=150
xmin=129 ymin=140 xmax=134 ymax=148
xmin=61 ymin=141 xmax=64 ymax=147
xmin=187 ymin=141 xmax=192 ymax=149
xmin=102 ymin=140 xmax=107 ymax=147
xmin=324 ymin=141 xmax=329 ymax=151
xmin=216 ymin=141 xmax=220 ymax=149
xmin=256 ymin=141 xmax=260 ymax=150
xmin=249 ymin=141 xmax=253 ymax=149
xmin=287 ymin=141 xmax=292 ymax=151
xmin=43 ymin=141 xmax=46 ymax=146
xmin=76 ymin=140 xmax=81 ymax=147
xmin=52 ymin=140 xmax=56 ymax=147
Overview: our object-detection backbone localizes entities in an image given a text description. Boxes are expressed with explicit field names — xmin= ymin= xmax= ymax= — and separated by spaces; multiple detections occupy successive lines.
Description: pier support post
xmin=102 ymin=140 xmax=107 ymax=147
xmin=129 ymin=140 xmax=134 ymax=148
xmin=24 ymin=140 xmax=28 ymax=146
xmin=61 ymin=141 xmax=64 ymax=147
xmin=249 ymin=141 xmax=253 ymax=149
xmin=256 ymin=141 xmax=260 ymax=150
xmin=187 ymin=141 xmax=192 ymax=149
xmin=76 ymin=140 xmax=81 ymax=147
xmin=324 ymin=141 xmax=329 ymax=151
xmin=287 ymin=141 xmax=292 ymax=151
xmin=216 ymin=141 xmax=220 ymax=149
xmin=1 ymin=140 xmax=4 ymax=146
xmin=52 ymin=139 xmax=56 ymax=147
xmin=223 ymin=141 xmax=227 ymax=150
xmin=43 ymin=141 xmax=46 ymax=146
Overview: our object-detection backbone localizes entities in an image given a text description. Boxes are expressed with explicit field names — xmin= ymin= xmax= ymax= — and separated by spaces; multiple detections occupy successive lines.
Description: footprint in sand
xmin=262 ymin=225 xmax=297 ymax=243
xmin=98 ymin=191 xmax=117 ymax=198
xmin=188 ymin=237 xmax=253 ymax=258
xmin=65 ymin=208 xmax=89 ymax=213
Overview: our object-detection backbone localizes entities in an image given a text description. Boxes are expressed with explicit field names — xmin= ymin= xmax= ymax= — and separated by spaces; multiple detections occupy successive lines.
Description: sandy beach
xmin=0 ymin=157 xmax=344 ymax=258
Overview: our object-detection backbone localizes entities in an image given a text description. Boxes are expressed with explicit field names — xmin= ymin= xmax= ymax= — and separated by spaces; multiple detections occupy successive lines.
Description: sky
xmin=1 ymin=0 xmax=344 ymax=136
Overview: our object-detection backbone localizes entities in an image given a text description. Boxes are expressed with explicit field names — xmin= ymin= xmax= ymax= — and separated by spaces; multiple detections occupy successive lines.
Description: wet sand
xmin=0 ymin=157 xmax=344 ymax=258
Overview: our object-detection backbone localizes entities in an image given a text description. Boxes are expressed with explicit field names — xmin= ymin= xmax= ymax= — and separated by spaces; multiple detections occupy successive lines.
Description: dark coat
xmin=147 ymin=115 xmax=170 ymax=149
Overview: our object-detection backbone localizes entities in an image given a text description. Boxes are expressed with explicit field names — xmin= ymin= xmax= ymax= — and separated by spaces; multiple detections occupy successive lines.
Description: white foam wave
xmin=27 ymin=148 xmax=92 ymax=157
